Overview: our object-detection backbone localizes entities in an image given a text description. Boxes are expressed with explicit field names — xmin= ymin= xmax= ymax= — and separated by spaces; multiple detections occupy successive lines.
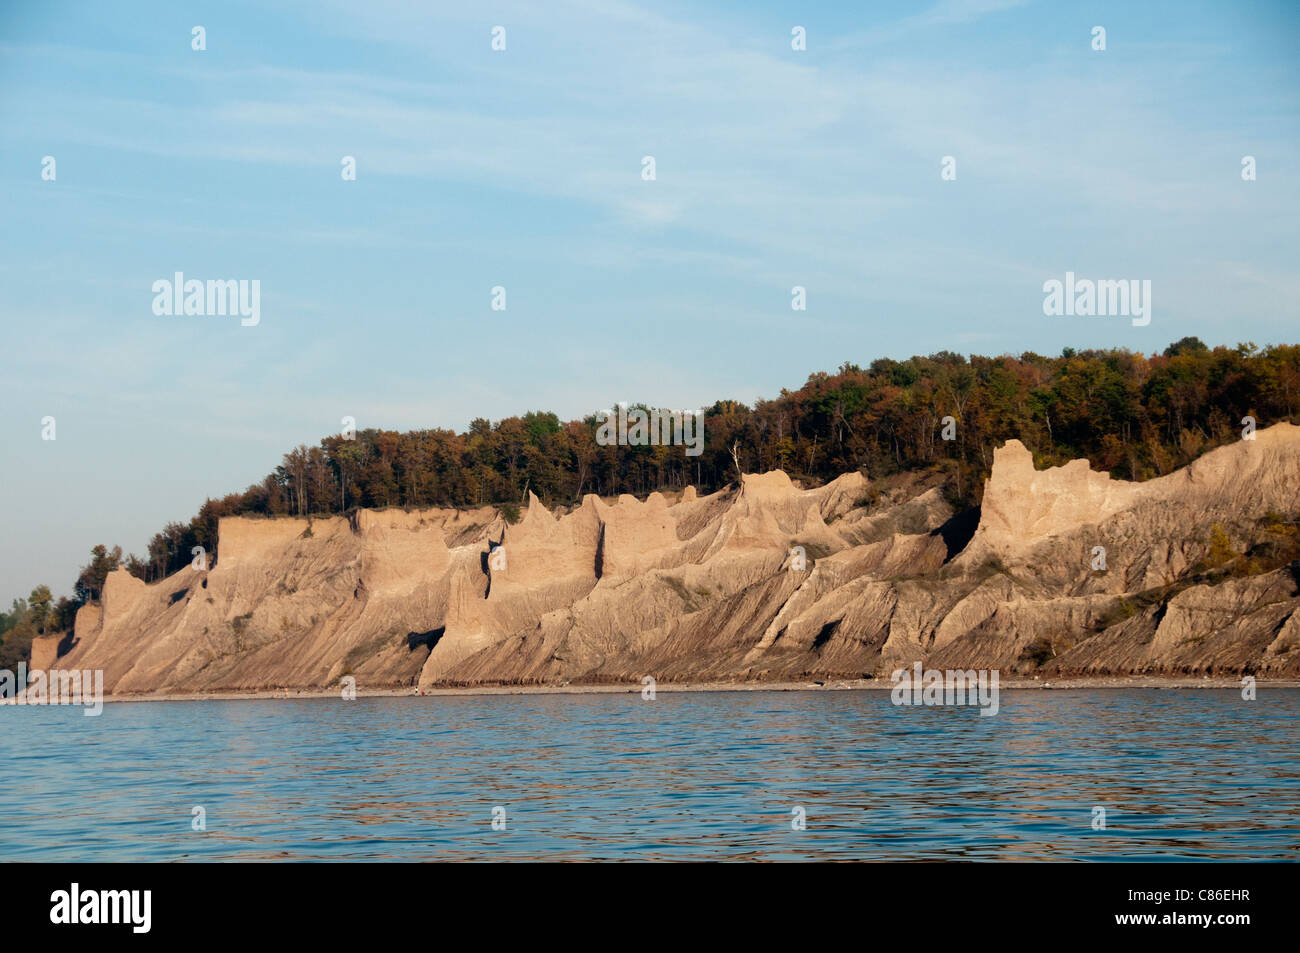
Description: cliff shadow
xmin=56 ymin=630 xmax=78 ymax=659
xmin=482 ymin=533 xmax=505 ymax=598
xmin=931 ymin=505 xmax=980 ymax=562
xmin=407 ymin=627 xmax=446 ymax=653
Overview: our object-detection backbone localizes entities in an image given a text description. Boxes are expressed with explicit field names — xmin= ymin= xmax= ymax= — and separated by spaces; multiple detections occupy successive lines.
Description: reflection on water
xmin=0 ymin=690 xmax=1296 ymax=861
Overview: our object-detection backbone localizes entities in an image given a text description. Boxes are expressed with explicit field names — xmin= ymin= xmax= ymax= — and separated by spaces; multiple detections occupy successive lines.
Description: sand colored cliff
xmin=52 ymin=423 xmax=1300 ymax=693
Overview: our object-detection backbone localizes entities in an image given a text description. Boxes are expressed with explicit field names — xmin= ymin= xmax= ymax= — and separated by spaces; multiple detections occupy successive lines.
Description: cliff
xmin=52 ymin=424 xmax=1300 ymax=693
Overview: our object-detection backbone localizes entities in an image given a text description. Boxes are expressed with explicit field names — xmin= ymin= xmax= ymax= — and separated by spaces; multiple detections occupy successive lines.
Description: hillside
xmin=44 ymin=422 xmax=1300 ymax=693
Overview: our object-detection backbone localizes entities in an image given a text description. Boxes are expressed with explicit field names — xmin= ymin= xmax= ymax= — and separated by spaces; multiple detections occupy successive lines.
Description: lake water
xmin=1 ymin=689 xmax=1296 ymax=861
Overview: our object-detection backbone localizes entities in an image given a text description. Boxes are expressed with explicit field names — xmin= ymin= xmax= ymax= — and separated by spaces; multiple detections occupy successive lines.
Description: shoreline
xmin=40 ymin=675 xmax=1300 ymax=705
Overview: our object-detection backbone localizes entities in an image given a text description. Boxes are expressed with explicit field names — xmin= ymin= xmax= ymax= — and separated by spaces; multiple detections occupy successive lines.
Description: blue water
xmin=0 ymin=689 xmax=1296 ymax=861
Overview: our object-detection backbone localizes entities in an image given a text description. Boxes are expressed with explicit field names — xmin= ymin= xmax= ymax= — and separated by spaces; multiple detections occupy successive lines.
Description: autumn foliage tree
xmin=12 ymin=340 xmax=1300 ymax=612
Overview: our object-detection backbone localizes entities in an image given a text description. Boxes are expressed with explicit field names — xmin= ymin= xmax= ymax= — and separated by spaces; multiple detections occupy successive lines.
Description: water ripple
xmin=0 ymin=690 xmax=1296 ymax=860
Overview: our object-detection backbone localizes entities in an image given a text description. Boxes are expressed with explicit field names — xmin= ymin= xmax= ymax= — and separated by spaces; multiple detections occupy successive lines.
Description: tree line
xmin=4 ymin=337 xmax=1298 ymax=665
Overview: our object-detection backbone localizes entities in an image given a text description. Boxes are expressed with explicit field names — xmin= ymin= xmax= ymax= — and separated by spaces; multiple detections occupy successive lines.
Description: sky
xmin=1 ymin=0 xmax=1298 ymax=600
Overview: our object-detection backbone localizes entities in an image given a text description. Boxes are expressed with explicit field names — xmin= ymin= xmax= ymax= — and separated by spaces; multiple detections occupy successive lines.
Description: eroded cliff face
xmin=55 ymin=424 xmax=1300 ymax=693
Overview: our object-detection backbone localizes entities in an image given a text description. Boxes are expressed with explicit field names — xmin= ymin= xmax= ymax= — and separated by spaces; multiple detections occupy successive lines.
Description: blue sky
xmin=2 ymin=0 xmax=1298 ymax=599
